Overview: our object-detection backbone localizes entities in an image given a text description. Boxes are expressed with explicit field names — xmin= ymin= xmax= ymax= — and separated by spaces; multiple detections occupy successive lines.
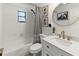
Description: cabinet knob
xmin=47 ymin=45 xmax=49 ymax=48
xmin=46 ymin=54 xmax=49 ymax=56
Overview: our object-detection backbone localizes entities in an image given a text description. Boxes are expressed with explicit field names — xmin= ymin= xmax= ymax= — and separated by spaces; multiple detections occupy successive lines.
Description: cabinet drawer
xmin=42 ymin=49 xmax=53 ymax=56
xmin=42 ymin=40 xmax=72 ymax=56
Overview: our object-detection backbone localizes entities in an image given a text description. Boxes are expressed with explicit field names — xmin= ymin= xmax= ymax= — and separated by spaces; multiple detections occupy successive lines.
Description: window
xmin=18 ymin=11 xmax=26 ymax=23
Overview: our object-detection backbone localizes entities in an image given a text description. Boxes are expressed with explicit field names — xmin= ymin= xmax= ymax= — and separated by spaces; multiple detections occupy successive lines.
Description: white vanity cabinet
xmin=41 ymin=39 xmax=72 ymax=56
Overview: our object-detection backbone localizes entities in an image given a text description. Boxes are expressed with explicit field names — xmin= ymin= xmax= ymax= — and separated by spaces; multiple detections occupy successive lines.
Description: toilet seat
xmin=30 ymin=43 xmax=42 ymax=53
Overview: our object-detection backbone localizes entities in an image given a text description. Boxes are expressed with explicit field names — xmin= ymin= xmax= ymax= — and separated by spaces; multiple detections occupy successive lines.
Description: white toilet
xmin=29 ymin=34 xmax=47 ymax=56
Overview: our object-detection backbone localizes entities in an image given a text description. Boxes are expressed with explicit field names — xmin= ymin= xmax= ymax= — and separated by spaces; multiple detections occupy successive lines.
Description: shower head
xmin=31 ymin=9 xmax=35 ymax=14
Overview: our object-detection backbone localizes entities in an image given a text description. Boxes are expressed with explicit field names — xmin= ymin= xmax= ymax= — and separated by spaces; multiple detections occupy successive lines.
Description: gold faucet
xmin=61 ymin=31 xmax=65 ymax=39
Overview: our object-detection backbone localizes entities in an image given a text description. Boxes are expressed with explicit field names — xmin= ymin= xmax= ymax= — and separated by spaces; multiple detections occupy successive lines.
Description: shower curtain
xmin=33 ymin=6 xmax=42 ymax=43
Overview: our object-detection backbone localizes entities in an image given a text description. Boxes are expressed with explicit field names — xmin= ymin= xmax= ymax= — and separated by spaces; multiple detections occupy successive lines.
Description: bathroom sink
xmin=49 ymin=34 xmax=72 ymax=46
xmin=43 ymin=35 xmax=72 ymax=46
xmin=52 ymin=35 xmax=59 ymax=39
xmin=55 ymin=38 xmax=72 ymax=46
xmin=48 ymin=33 xmax=59 ymax=39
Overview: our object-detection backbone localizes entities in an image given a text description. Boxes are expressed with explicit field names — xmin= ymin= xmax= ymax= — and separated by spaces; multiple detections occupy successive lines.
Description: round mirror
xmin=52 ymin=3 xmax=79 ymax=26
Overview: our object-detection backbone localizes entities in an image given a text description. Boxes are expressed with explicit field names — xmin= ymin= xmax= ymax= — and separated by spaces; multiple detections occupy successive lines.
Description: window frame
xmin=18 ymin=11 xmax=26 ymax=23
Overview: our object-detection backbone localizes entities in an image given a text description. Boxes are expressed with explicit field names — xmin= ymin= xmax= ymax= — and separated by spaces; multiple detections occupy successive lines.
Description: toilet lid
xmin=30 ymin=43 xmax=42 ymax=53
xmin=30 ymin=43 xmax=42 ymax=50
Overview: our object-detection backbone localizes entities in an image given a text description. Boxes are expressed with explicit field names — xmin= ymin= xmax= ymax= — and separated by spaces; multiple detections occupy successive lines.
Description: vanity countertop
xmin=42 ymin=36 xmax=79 ymax=56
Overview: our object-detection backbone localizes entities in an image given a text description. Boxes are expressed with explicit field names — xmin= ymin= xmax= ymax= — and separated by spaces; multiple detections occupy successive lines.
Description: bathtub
xmin=3 ymin=43 xmax=32 ymax=56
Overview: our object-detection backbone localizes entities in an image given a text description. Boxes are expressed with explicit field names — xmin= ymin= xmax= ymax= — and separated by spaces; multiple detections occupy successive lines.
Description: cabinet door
xmin=41 ymin=39 xmax=72 ymax=56
xmin=42 ymin=49 xmax=54 ymax=56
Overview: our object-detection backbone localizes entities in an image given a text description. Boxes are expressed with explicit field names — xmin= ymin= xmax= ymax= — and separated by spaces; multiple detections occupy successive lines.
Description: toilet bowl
xmin=30 ymin=43 xmax=42 ymax=54
xmin=29 ymin=34 xmax=47 ymax=56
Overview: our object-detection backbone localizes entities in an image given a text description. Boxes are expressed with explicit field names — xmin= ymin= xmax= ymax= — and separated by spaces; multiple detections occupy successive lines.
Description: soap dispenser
xmin=61 ymin=31 xmax=65 ymax=39
xmin=53 ymin=27 xmax=55 ymax=33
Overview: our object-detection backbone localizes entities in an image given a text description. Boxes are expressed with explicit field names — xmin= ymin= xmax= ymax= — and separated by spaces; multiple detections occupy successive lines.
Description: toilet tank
xmin=40 ymin=34 xmax=48 ymax=39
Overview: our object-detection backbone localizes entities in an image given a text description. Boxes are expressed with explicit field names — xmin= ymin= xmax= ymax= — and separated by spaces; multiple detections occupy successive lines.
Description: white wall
xmin=48 ymin=3 xmax=59 ymax=25
xmin=42 ymin=3 xmax=79 ymax=38
xmin=2 ymin=3 xmax=35 ymax=52
xmin=33 ymin=3 xmax=49 ymax=7
xmin=42 ymin=3 xmax=59 ymax=35
xmin=42 ymin=3 xmax=79 ymax=39
xmin=53 ymin=3 xmax=79 ymax=39
xmin=0 ymin=4 xmax=2 ymax=48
